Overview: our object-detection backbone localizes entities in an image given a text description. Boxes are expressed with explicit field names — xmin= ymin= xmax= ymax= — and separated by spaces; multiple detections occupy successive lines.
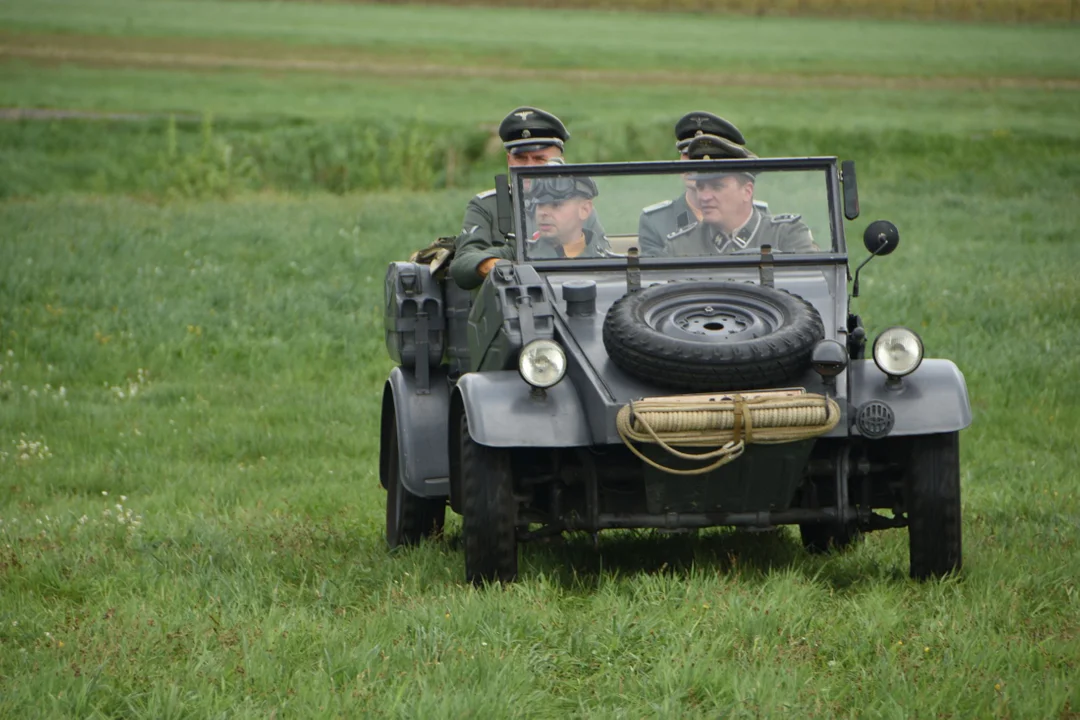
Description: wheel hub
xmin=646 ymin=296 xmax=782 ymax=342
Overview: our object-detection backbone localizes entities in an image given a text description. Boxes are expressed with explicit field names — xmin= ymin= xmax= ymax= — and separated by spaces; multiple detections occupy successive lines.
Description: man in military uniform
xmin=451 ymin=106 xmax=591 ymax=289
xmin=524 ymin=175 xmax=611 ymax=260
xmin=662 ymin=134 xmax=817 ymax=257
xmin=637 ymin=111 xmax=747 ymax=257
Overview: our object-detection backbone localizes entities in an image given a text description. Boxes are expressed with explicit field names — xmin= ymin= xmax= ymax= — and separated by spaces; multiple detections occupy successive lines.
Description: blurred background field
xmin=2 ymin=0 xmax=1080 ymax=717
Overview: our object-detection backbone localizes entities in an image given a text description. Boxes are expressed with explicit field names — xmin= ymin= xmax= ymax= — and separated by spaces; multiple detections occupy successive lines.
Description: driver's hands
xmin=477 ymin=257 xmax=499 ymax=278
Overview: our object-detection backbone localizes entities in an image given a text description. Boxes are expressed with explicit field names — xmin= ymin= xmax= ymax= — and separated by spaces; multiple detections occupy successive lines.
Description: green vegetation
xmin=2 ymin=0 xmax=1080 ymax=716
xmin=3 ymin=0 xmax=1080 ymax=77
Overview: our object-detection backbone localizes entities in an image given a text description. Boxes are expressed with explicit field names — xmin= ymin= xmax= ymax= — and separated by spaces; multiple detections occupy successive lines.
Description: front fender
xmin=848 ymin=359 xmax=972 ymax=436
xmin=454 ymin=371 xmax=592 ymax=447
xmin=381 ymin=366 xmax=450 ymax=497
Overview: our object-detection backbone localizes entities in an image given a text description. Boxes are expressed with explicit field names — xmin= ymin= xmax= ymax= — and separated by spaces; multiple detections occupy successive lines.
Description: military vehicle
xmin=381 ymin=157 xmax=970 ymax=584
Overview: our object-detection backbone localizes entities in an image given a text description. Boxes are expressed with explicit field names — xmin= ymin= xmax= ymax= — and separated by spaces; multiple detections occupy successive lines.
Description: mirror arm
xmin=851 ymin=244 xmax=885 ymax=298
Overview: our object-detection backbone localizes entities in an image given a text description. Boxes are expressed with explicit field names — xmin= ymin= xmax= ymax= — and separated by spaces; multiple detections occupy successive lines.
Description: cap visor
xmin=505 ymin=138 xmax=564 ymax=153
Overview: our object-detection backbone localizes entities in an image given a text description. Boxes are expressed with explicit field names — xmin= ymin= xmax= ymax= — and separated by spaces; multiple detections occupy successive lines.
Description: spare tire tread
xmin=603 ymin=281 xmax=824 ymax=392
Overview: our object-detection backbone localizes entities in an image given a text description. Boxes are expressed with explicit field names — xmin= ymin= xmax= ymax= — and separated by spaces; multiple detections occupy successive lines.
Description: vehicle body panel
xmin=848 ymin=359 xmax=972 ymax=436
xmin=381 ymin=366 xmax=450 ymax=497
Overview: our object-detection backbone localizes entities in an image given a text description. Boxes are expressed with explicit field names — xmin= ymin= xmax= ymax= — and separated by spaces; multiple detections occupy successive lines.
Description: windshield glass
xmin=514 ymin=162 xmax=837 ymax=261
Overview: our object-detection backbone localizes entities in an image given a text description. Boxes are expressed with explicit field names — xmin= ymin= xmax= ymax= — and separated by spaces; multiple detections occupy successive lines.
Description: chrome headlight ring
xmin=518 ymin=339 xmax=567 ymax=389
xmin=872 ymin=326 xmax=924 ymax=378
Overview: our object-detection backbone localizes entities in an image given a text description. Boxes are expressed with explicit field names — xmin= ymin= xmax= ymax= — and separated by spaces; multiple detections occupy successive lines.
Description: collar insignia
xmin=665 ymin=222 xmax=698 ymax=240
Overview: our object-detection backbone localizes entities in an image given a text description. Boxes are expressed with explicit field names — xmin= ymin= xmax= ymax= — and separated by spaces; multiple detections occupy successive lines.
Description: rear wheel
xmin=385 ymin=420 xmax=445 ymax=549
xmin=906 ymin=432 xmax=962 ymax=580
xmin=459 ymin=412 xmax=518 ymax=585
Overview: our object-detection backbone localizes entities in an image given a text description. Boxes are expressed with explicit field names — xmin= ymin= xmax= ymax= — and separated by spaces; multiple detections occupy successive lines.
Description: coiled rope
xmin=615 ymin=392 xmax=841 ymax=476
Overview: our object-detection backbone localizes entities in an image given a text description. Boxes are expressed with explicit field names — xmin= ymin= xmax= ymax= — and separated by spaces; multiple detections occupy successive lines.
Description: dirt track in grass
xmin=3 ymin=32 xmax=1079 ymax=93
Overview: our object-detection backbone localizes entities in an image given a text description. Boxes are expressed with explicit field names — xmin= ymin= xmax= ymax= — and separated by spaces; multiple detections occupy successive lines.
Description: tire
xmin=799 ymin=522 xmax=861 ymax=554
xmin=459 ymin=412 xmax=518 ymax=585
xmin=906 ymin=432 xmax=962 ymax=580
xmin=385 ymin=420 xmax=445 ymax=549
xmin=602 ymin=281 xmax=824 ymax=392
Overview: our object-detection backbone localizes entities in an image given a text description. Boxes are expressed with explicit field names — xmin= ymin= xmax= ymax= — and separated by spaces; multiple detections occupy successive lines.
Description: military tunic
xmin=450 ymin=188 xmax=606 ymax=290
xmin=637 ymin=193 xmax=698 ymax=257
xmin=525 ymin=229 xmax=612 ymax=260
xmin=450 ymin=189 xmax=512 ymax=290
xmin=638 ymin=195 xmax=775 ymax=257
xmin=663 ymin=207 xmax=818 ymax=257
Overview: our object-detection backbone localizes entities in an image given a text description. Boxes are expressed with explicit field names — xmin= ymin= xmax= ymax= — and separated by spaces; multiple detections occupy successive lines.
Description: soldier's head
xmin=528 ymin=175 xmax=598 ymax=247
xmin=687 ymin=134 xmax=758 ymax=234
xmin=499 ymin=107 xmax=569 ymax=167
xmin=674 ymin=112 xmax=746 ymax=195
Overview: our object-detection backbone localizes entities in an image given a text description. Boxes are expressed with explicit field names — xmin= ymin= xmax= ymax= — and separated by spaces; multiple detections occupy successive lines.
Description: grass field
xmin=3 ymin=1 xmax=1080 ymax=717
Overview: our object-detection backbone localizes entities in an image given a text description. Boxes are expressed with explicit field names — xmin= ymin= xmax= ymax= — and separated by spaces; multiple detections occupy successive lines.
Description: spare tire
xmin=602 ymin=281 xmax=824 ymax=392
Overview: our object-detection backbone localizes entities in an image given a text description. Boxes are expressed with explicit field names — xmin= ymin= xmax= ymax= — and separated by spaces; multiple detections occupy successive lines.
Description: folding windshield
xmin=512 ymin=160 xmax=842 ymax=262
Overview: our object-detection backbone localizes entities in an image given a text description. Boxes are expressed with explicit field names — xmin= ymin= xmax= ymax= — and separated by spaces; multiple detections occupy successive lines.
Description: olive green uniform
xmin=450 ymin=189 xmax=606 ymax=290
xmin=450 ymin=189 xmax=512 ymax=290
xmin=663 ymin=207 xmax=818 ymax=257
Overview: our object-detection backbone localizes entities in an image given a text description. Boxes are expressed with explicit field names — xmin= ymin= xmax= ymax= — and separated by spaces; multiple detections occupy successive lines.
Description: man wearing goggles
xmin=661 ymin=134 xmax=817 ymax=257
xmin=451 ymin=107 xmax=603 ymax=288
xmin=637 ymin=111 xmax=747 ymax=257
xmin=524 ymin=176 xmax=612 ymax=260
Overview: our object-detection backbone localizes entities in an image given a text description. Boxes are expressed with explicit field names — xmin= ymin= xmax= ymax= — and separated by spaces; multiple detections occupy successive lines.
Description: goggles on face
xmin=527 ymin=175 xmax=599 ymax=204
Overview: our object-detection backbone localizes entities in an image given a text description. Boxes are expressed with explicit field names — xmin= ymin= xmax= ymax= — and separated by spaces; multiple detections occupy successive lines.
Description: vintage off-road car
xmin=380 ymin=157 xmax=971 ymax=584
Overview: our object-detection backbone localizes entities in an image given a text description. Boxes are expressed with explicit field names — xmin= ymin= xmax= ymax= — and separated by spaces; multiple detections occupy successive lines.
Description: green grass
xmin=3 ymin=0 xmax=1080 ymax=78
xmin=2 ymin=0 xmax=1080 ymax=716
xmin=2 ymin=174 xmax=1079 ymax=716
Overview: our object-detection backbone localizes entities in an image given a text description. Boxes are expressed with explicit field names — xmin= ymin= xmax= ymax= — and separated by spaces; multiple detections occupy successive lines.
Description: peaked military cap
xmin=675 ymin=112 xmax=746 ymax=152
xmin=527 ymin=175 xmax=598 ymax=204
xmin=686 ymin=134 xmax=757 ymax=161
xmin=499 ymin=106 xmax=570 ymax=154
xmin=686 ymin=134 xmax=758 ymax=181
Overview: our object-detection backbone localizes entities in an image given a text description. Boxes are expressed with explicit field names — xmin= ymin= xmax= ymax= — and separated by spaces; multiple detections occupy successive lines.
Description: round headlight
xmin=518 ymin=339 xmax=567 ymax=389
xmin=872 ymin=327 xmax=924 ymax=377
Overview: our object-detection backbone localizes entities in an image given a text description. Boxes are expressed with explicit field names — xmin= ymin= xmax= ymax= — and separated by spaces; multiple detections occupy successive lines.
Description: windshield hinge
xmin=758 ymin=244 xmax=775 ymax=288
xmin=625 ymin=246 xmax=641 ymax=293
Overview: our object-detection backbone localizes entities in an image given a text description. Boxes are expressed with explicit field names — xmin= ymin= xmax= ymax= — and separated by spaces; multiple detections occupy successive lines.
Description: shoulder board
xmin=665 ymin=222 xmax=698 ymax=241
xmin=769 ymin=213 xmax=802 ymax=224
xmin=475 ymin=188 xmax=496 ymax=200
xmin=642 ymin=200 xmax=673 ymax=214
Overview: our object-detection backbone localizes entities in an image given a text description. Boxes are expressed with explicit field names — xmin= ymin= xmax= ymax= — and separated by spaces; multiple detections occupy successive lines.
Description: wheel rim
xmin=638 ymin=290 xmax=786 ymax=343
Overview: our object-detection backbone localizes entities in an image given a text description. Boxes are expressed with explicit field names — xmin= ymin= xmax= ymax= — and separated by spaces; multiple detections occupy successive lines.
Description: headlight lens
xmin=518 ymin=339 xmax=567 ymax=388
xmin=873 ymin=327 xmax=924 ymax=377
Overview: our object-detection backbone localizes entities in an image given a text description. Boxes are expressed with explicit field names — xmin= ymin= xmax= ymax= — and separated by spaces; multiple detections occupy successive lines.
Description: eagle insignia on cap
xmin=514 ymin=111 xmax=533 ymax=121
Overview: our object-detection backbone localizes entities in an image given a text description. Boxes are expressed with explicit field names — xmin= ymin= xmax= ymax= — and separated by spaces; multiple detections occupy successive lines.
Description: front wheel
xmin=386 ymin=420 xmax=445 ymax=549
xmin=459 ymin=412 xmax=518 ymax=585
xmin=906 ymin=432 xmax=962 ymax=580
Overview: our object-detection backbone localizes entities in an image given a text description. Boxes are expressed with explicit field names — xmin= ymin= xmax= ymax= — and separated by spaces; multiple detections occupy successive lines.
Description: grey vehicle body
xmin=381 ymin=157 xmax=971 ymax=582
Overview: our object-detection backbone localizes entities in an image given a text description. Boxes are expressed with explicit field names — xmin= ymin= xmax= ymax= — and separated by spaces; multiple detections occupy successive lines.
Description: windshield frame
xmin=509 ymin=157 xmax=847 ymax=271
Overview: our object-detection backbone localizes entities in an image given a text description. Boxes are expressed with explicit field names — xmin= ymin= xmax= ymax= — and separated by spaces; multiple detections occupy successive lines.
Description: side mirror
xmin=852 ymin=220 xmax=900 ymax=298
xmin=841 ymin=160 xmax=859 ymax=221
xmin=863 ymin=220 xmax=900 ymax=256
